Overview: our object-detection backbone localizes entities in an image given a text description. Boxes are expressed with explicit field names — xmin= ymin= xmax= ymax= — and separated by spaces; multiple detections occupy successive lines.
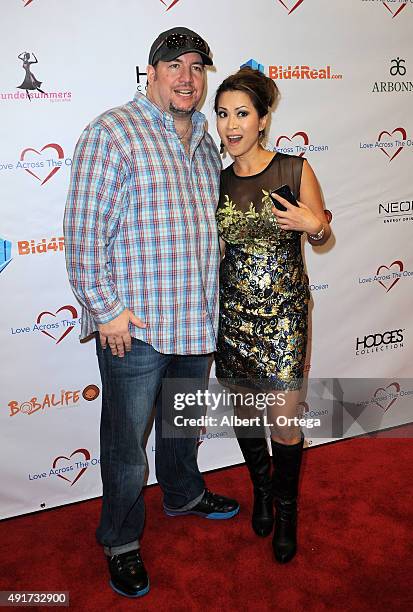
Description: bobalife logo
xmin=0 ymin=50 xmax=72 ymax=103
xmin=355 ymin=328 xmax=405 ymax=356
xmin=0 ymin=144 xmax=72 ymax=184
xmin=360 ymin=127 xmax=412 ymax=161
xmin=373 ymin=57 xmax=413 ymax=93
xmin=28 ymin=448 xmax=101 ymax=488
xmin=10 ymin=305 xmax=80 ymax=343
xmin=378 ymin=197 xmax=413 ymax=225
xmin=0 ymin=238 xmax=12 ymax=274
xmin=274 ymin=131 xmax=329 ymax=156
xmin=359 ymin=260 xmax=413 ymax=292
xmin=8 ymin=384 xmax=100 ymax=417
xmin=241 ymin=58 xmax=342 ymax=81
xmin=276 ymin=0 xmax=305 ymax=15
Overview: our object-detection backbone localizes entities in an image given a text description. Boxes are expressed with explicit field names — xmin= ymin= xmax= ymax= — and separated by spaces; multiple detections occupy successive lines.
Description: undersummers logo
xmin=355 ymin=328 xmax=404 ymax=355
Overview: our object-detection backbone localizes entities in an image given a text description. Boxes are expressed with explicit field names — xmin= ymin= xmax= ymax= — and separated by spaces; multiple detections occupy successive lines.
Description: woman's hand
xmin=271 ymin=195 xmax=322 ymax=235
xmin=272 ymin=160 xmax=331 ymax=245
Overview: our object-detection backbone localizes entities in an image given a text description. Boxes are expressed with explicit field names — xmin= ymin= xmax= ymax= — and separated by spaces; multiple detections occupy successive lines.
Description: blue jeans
xmin=95 ymin=336 xmax=209 ymax=555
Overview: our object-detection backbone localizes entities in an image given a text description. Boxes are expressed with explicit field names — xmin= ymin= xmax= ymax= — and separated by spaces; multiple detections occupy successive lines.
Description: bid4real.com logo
xmin=241 ymin=59 xmax=343 ymax=81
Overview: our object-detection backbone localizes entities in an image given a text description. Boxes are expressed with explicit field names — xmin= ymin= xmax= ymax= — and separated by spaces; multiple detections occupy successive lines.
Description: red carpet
xmin=1 ymin=434 xmax=412 ymax=611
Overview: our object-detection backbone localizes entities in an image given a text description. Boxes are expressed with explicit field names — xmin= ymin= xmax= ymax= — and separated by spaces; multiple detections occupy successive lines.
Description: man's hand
xmin=98 ymin=309 xmax=146 ymax=357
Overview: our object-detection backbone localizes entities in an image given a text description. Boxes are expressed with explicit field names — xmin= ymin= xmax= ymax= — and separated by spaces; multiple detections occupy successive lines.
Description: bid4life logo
xmin=372 ymin=57 xmax=413 ymax=93
xmin=360 ymin=127 xmax=412 ymax=161
xmin=28 ymin=448 xmax=101 ymax=487
xmin=241 ymin=58 xmax=342 ymax=82
xmin=0 ymin=238 xmax=12 ymax=274
xmin=8 ymin=384 xmax=100 ymax=417
xmin=10 ymin=305 xmax=80 ymax=343
xmin=274 ymin=131 xmax=329 ymax=156
xmin=0 ymin=144 xmax=72 ymax=184
xmin=0 ymin=49 xmax=72 ymax=103
xmin=359 ymin=260 xmax=413 ymax=292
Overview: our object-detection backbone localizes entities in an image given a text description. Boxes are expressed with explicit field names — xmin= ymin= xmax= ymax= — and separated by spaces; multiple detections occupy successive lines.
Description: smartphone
xmin=270 ymin=184 xmax=298 ymax=212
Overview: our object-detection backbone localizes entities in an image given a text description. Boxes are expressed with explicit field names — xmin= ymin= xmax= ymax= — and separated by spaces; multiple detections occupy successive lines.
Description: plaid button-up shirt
xmin=64 ymin=91 xmax=221 ymax=354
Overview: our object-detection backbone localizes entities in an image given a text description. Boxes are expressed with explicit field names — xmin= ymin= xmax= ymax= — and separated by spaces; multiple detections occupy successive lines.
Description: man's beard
xmin=169 ymin=103 xmax=195 ymax=116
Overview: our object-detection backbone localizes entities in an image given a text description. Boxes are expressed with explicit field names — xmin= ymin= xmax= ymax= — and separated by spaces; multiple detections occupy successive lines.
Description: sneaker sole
xmin=109 ymin=579 xmax=150 ymax=598
xmin=164 ymin=506 xmax=240 ymax=520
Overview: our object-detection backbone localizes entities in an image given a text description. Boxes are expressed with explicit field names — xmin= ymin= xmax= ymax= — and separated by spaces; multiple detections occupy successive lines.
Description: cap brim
xmin=152 ymin=48 xmax=213 ymax=66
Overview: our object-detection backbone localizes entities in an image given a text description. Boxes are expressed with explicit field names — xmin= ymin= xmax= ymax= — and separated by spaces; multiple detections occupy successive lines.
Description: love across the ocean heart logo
xmin=376 ymin=260 xmax=404 ymax=292
xmin=382 ymin=1 xmax=407 ymax=18
xmin=377 ymin=128 xmax=407 ymax=161
xmin=276 ymin=131 xmax=309 ymax=157
xmin=20 ymin=143 xmax=64 ymax=184
xmin=52 ymin=448 xmax=91 ymax=486
xmin=22 ymin=0 xmax=35 ymax=6
xmin=159 ymin=0 xmax=181 ymax=10
xmin=36 ymin=305 xmax=79 ymax=344
xmin=372 ymin=382 xmax=400 ymax=412
xmin=277 ymin=0 xmax=305 ymax=14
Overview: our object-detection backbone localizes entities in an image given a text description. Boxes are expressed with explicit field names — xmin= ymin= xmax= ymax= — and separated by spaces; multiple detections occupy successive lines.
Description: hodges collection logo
xmin=0 ymin=238 xmax=12 ymax=274
xmin=355 ymin=328 xmax=404 ymax=356
xmin=373 ymin=58 xmax=413 ymax=93
xmin=8 ymin=384 xmax=100 ymax=417
xmin=274 ymin=131 xmax=329 ymax=156
xmin=10 ymin=304 xmax=80 ymax=343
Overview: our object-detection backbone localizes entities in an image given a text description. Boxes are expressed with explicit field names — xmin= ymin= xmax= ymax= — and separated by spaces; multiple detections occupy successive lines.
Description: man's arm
xmin=63 ymin=124 xmax=145 ymax=357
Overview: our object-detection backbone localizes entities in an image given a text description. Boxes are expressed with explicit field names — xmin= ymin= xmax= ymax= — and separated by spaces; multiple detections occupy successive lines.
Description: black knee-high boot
xmin=237 ymin=436 xmax=274 ymax=537
xmin=271 ymin=434 xmax=304 ymax=563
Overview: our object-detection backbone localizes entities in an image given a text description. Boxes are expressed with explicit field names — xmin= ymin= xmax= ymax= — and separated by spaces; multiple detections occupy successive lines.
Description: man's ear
xmin=146 ymin=64 xmax=156 ymax=85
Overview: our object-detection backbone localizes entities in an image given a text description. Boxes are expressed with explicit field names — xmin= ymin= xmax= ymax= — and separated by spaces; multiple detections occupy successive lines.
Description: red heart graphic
xmin=276 ymin=131 xmax=309 ymax=157
xmin=277 ymin=0 xmax=305 ymax=14
xmin=382 ymin=2 xmax=407 ymax=18
xmin=377 ymin=127 xmax=406 ymax=161
xmin=20 ymin=143 xmax=64 ymax=185
xmin=36 ymin=305 xmax=78 ymax=344
xmin=373 ymin=382 xmax=400 ymax=412
xmin=52 ymin=448 xmax=91 ymax=486
xmin=376 ymin=260 xmax=403 ymax=292
xmin=159 ymin=0 xmax=181 ymax=10
xmin=23 ymin=0 xmax=35 ymax=6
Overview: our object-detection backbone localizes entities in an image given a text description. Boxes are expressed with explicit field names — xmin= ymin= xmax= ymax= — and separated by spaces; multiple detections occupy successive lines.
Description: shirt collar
xmin=133 ymin=90 xmax=206 ymax=134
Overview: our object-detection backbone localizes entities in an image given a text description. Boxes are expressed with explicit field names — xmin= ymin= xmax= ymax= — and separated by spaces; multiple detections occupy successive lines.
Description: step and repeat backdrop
xmin=1 ymin=0 xmax=412 ymax=519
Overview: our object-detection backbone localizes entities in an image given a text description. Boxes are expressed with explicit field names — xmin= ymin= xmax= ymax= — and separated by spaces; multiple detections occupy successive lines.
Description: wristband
xmin=308 ymin=225 xmax=325 ymax=241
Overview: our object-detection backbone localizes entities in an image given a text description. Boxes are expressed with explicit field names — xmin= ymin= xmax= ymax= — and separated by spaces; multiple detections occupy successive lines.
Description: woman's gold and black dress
xmin=215 ymin=153 xmax=310 ymax=391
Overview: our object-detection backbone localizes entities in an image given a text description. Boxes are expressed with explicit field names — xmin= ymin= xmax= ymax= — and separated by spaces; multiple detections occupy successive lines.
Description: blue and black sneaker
xmin=108 ymin=550 xmax=150 ymax=598
xmin=164 ymin=488 xmax=240 ymax=520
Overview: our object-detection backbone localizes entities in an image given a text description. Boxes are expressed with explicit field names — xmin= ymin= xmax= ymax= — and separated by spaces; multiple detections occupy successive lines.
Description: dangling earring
xmin=220 ymin=141 xmax=225 ymax=154
xmin=259 ymin=129 xmax=265 ymax=141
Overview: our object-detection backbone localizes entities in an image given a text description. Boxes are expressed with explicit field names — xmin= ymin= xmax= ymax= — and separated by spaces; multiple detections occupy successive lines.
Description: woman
xmin=17 ymin=52 xmax=45 ymax=100
xmin=214 ymin=68 xmax=331 ymax=563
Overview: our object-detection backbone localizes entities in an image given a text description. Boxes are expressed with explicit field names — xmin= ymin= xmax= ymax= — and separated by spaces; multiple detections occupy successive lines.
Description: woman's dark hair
xmin=214 ymin=67 xmax=279 ymax=118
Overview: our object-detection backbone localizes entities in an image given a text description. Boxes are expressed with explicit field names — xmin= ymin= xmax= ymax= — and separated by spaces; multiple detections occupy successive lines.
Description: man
xmin=64 ymin=27 xmax=239 ymax=598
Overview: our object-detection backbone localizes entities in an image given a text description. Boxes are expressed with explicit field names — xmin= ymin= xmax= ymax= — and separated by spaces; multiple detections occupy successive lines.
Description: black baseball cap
xmin=148 ymin=27 xmax=213 ymax=66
